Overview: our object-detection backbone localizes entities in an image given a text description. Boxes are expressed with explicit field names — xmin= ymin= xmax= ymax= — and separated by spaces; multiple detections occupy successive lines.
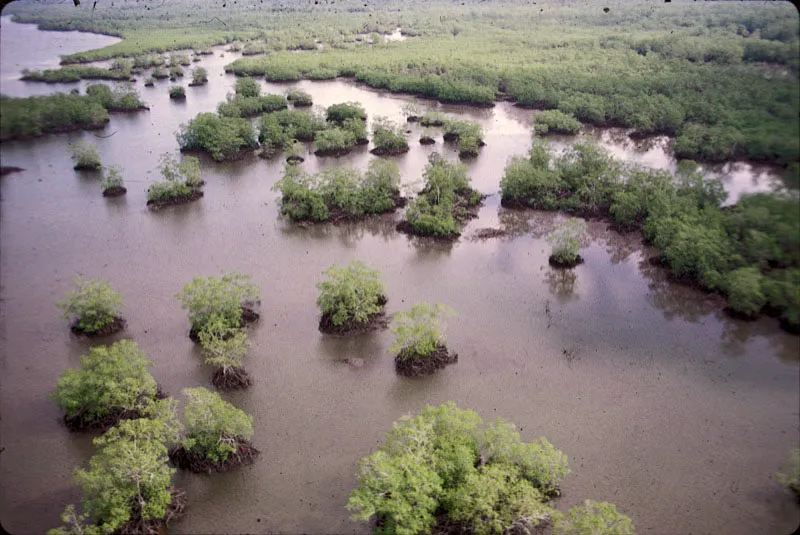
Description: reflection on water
xmin=0 ymin=16 xmax=798 ymax=535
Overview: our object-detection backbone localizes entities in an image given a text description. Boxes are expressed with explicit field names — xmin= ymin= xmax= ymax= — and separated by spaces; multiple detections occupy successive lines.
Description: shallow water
xmin=1 ymin=16 xmax=798 ymax=535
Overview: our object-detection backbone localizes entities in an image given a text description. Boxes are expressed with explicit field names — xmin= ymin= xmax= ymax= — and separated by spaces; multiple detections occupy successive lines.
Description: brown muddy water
xmin=1 ymin=15 xmax=799 ymax=535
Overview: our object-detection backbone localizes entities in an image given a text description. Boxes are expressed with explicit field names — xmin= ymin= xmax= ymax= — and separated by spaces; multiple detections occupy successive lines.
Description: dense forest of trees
xmin=6 ymin=0 xmax=797 ymax=164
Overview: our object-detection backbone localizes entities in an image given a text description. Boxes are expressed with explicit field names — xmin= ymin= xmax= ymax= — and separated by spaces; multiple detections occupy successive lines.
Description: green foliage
xmin=315 ymin=126 xmax=357 ymax=154
xmin=69 ymin=140 xmax=102 ymax=170
xmin=147 ymin=153 xmax=202 ymax=202
xmin=0 ymin=93 xmax=109 ymax=141
xmin=151 ymin=66 xmax=169 ymax=79
xmin=404 ymin=153 xmax=480 ymax=237
xmin=175 ymin=272 xmax=259 ymax=332
xmin=342 ymin=116 xmax=368 ymax=143
xmin=286 ymin=88 xmax=313 ymax=106
xmin=177 ymin=112 xmax=257 ymax=161
xmin=389 ymin=302 xmax=454 ymax=359
xmin=553 ymin=501 xmax=635 ymax=535
xmin=776 ymin=449 xmax=800 ymax=498
xmin=326 ymin=102 xmax=367 ymax=124
xmin=56 ymin=276 xmax=123 ymax=333
xmin=181 ymin=387 xmax=254 ymax=462
xmin=8 ymin=1 xmax=798 ymax=163
xmin=51 ymin=340 xmax=158 ymax=423
xmin=533 ymin=110 xmax=581 ymax=135
xmin=420 ymin=112 xmax=447 ymax=127
xmin=546 ymin=218 xmax=587 ymax=266
xmin=74 ymin=417 xmax=175 ymax=534
xmin=347 ymin=402 xmax=572 ymax=535
xmin=372 ymin=116 xmax=409 ymax=152
xmin=169 ymin=65 xmax=184 ymax=79
xmin=47 ymin=505 xmax=101 ymax=535
xmin=725 ymin=267 xmax=766 ymax=317
xmin=168 ymin=85 xmax=186 ymax=99
xmin=273 ymin=159 xmax=401 ymax=221
xmin=258 ymin=108 xmax=327 ymax=144
xmin=235 ymin=76 xmax=261 ymax=98
xmin=218 ymin=93 xmax=288 ymax=117
xmin=197 ymin=316 xmax=250 ymax=372
xmin=100 ymin=165 xmax=125 ymax=190
xmin=85 ymin=83 xmax=145 ymax=111
xmin=190 ymin=66 xmax=208 ymax=84
xmin=21 ymin=63 xmax=132 ymax=83
xmin=316 ymin=261 xmax=385 ymax=327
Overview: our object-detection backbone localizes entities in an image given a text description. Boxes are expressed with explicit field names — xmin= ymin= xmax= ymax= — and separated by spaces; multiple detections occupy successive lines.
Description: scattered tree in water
xmin=326 ymin=102 xmax=367 ymax=124
xmin=168 ymin=85 xmax=186 ymax=100
xmin=146 ymin=153 xmax=203 ymax=207
xmin=69 ymin=140 xmax=102 ymax=171
xmin=175 ymin=271 xmax=260 ymax=338
xmin=314 ymin=126 xmax=358 ymax=156
xmin=151 ymin=66 xmax=169 ymax=79
xmin=197 ymin=316 xmax=253 ymax=390
xmin=420 ymin=111 xmax=447 ymax=127
xmin=218 ymin=92 xmax=287 ymax=118
xmin=546 ymin=218 xmax=587 ymax=268
xmin=0 ymin=93 xmax=109 ymax=141
xmin=189 ymin=66 xmax=208 ymax=86
xmin=258 ymin=108 xmax=327 ymax=147
xmin=501 ymin=140 xmax=800 ymax=331
xmin=286 ymin=87 xmax=313 ymax=107
xmin=284 ymin=138 xmax=305 ymax=163
xmin=56 ymin=276 xmax=124 ymax=335
xmin=169 ymin=387 xmax=259 ymax=473
xmin=177 ymin=112 xmax=258 ymax=161
xmin=51 ymin=413 xmax=185 ymax=535
xmin=389 ymin=302 xmax=457 ymax=376
xmin=100 ymin=164 xmax=126 ymax=197
xmin=776 ymin=448 xmax=800 ymax=501
xmin=442 ymin=118 xmax=484 ymax=158
xmin=347 ymin=402 xmax=600 ymax=534
xmin=400 ymin=153 xmax=482 ymax=238
xmin=273 ymin=158 xmax=403 ymax=222
xmin=50 ymin=340 xmax=159 ymax=431
xmin=85 ymin=83 xmax=147 ymax=111
xmin=371 ymin=116 xmax=409 ymax=155
xmin=552 ymin=500 xmax=635 ymax=535
xmin=317 ymin=260 xmax=387 ymax=334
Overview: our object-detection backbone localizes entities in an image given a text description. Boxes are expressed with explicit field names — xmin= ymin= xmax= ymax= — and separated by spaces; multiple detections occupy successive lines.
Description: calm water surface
xmin=1 ymin=16 xmax=798 ymax=535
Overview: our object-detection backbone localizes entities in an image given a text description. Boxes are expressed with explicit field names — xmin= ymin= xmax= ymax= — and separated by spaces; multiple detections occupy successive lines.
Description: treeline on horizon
xmin=4 ymin=0 xmax=799 ymax=164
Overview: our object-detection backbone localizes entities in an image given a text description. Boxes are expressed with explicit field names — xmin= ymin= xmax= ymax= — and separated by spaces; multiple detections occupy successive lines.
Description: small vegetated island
xmin=273 ymin=158 xmax=405 ymax=223
xmin=286 ymin=87 xmax=313 ymax=107
xmin=0 ymin=84 xmax=147 ymax=141
xmin=347 ymin=402 xmax=634 ymax=535
xmin=168 ymin=85 xmax=186 ymax=100
xmin=317 ymin=260 xmax=388 ymax=334
xmin=258 ymin=108 xmax=327 ymax=158
xmin=500 ymin=139 xmax=800 ymax=332
xmin=417 ymin=113 xmax=485 ymax=157
xmin=177 ymin=111 xmax=258 ymax=161
xmin=146 ymin=153 xmax=204 ymax=208
xmin=100 ymin=164 xmax=127 ymax=197
xmin=390 ymin=302 xmax=457 ymax=376
xmin=370 ymin=116 xmax=410 ymax=156
xmin=69 ymin=140 xmax=103 ymax=171
xmin=217 ymin=76 xmax=288 ymax=118
xmin=51 ymin=339 xmax=160 ymax=431
xmin=188 ymin=66 xmax=208 ymax=86
xmin=49 ymin=383 xmax=259 ymax=533
xmin=167 ymin=387 xmax=259 ymax=473
xmin=314 ymin=102 xmax=369 ymax=156
xmin=56 ymin=276 xmax=125 ymax=336
xmin=175 ymin=271 xmax=260 ymax=342
xmin=398 ymin=153 xmax=483 ymax=239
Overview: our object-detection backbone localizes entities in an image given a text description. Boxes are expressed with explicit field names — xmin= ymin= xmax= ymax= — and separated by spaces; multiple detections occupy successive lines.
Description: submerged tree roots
xmin=70 ymin=316 xmax=126 ymax=337
xmin=395 ymin=345 xmax=458 ymax=376
xmin=117 ymin=487 xmax=187 ymax=535
xmin=169 ymin=441 xmax=260 ymax=474
xmin=211 ymin=366 xmax=252 ymax=390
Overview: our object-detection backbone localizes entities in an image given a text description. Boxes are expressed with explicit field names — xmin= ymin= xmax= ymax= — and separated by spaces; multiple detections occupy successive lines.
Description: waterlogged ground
xmin=1 ymin=16 xmax=799 ymax=535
